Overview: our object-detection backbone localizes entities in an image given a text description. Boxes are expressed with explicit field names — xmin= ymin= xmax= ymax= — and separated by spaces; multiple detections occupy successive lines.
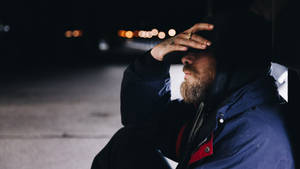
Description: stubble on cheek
xmin=180 ymin=68 xmax=215 ymax=104
xmin=180 ymin=77 xmax=206 ymax=104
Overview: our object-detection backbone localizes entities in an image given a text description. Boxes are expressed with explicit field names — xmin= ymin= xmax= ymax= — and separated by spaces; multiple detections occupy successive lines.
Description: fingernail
xmin=209 ymin=25 xmax=214 ymax=29
xmin=207 ymin=42 xmax=211 ymax=46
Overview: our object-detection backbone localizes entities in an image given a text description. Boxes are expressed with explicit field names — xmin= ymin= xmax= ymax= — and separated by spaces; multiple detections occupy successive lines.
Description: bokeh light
xmin=65 ymin=30 xmax=72 ymax=38
xmin=98 ymin=39 xmax=110 ymax=51
xmin=72 ymin=30 xmax=82 ymax=37
xmin=118 ymin=30 xmax=126 ymax=37
xmin=168 ymin=29 xmax=176 ymax=36
xmin=158 ymin=31 xmax=166 ymax=39
xmin=145 ymin=31 xmax=153 ymax=38
xmin=138 ymin=31 xmax=146 ymax=38
xmin=125 ymin=31 xmax=134 ymax=38
xmin=151 ymin=28 xmax=159 ymax=36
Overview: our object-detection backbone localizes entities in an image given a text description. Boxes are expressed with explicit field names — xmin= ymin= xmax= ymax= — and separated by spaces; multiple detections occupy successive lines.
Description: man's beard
xmin=180 ymin=78 xmax=208 ymax=104
xmin=180 ymin=64 xmax=213 ymax=104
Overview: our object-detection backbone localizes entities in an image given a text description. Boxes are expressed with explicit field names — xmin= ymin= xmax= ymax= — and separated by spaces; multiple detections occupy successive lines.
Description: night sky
xmin=0 ymin=0 xmax=299 ymax=68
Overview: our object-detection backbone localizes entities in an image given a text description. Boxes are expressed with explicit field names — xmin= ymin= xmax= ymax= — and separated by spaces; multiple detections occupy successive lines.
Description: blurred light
xmin=65 ymin=30 xmax=72 ymax=38
xmin=151 ymin=28 xmax=158 ymax=36
xmin=0 ymin=24 xmax=10 ymax=32
xmin=4 ymin=25 xmax=10 ymax=32
xmin=73 ymin=30 xmax=82 ymax=37
xmin=125 ymin=31 xmax=134 ymax=38
xmin=98 ymin=39 xmax=110 ymax=51
xmin=145 ymin=31 xmax=153 ymax=38
xmin=138 ymin=31 xmax=146 ymax=38
xmin=158 ymin=31 xmax=166 ymax=39
xmin=125 ymin=40 xmax=157 ymax=51
xmin=118 ymin=30 xmax=126 ymax=37
xmin=168 ymin=29 xmax=176 ymax=36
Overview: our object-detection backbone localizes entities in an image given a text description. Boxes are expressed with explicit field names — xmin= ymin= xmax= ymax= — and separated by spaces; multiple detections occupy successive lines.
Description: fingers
xmin=178 ymin=33 xmax=211 ymax=46
xmin=160 ymin=23 xmax=214 ymax=56
xmin=172 ymin=36 xmax=206 ymax=49
xmin=181 ymin=23 xmax=213 ymax=47
xmin=190 ymin=34 xmax=212 ymax=46
xmin=185 ymin=23 xmax=214 ymax=33
xmin=169 ymin=45 xmax=188 ymax=51
xmin=177 ymin=33 xmax=193 ymax=40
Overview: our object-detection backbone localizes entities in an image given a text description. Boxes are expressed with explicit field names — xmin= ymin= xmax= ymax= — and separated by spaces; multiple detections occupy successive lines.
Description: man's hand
xmin=150 ymin=23 xmax=214 ymax=61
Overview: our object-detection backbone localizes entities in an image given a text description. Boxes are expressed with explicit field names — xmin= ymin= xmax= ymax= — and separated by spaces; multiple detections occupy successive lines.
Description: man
xmin=91 ymin=11 xmax=294 ymax=169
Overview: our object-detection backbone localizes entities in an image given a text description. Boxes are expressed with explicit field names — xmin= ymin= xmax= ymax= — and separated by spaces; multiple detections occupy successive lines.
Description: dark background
xmin=1 ymin=0 xmax=299 ymax=67
xmin=0 ymin=0 xmax=209 ymax=66
xmin=2 ymin=0 xmax=298 ymax=67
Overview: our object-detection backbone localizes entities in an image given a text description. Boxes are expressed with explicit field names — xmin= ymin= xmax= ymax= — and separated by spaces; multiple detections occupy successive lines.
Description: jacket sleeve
xmin=120 ymin=50 xmax=197 ymax=161
xmin=120 ymin=50 xmax=172 ymax=126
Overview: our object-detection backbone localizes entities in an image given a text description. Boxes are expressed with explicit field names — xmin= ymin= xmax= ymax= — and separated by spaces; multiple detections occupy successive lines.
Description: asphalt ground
xmin=0 ymin=63 xmax=183 ymax=169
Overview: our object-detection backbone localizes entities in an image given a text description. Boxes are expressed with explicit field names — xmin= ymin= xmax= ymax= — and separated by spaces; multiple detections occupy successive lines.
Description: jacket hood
xmin=164 ymin=10 xmax=272 ymax=111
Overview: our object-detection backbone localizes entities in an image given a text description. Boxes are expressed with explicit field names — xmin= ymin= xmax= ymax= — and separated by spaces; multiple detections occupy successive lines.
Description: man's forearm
xmin=120 ymin=50 xmax=171 ymax=126
xmin=133 ymin=50 xmax=170 ymax=79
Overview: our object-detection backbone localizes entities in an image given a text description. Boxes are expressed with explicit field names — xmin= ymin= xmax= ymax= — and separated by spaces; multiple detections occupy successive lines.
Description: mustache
xmin=183 ymin=64 xmax=198 ymax=74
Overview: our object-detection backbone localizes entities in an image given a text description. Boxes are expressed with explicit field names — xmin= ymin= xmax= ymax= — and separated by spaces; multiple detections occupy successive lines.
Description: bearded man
xmin=91 ymin=10 xmax=294 ymax=169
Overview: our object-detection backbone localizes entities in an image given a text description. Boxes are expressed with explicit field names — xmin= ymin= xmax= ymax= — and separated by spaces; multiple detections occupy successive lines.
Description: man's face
xmin=180 ymin=52 xmax=216 ymax=104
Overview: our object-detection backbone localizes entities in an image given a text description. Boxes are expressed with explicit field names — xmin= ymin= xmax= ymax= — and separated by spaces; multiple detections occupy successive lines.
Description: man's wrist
xmin=150 ymin=47 xmax=163 ymax=61
xmin=134 ymin=50 xmax=170 ymax=78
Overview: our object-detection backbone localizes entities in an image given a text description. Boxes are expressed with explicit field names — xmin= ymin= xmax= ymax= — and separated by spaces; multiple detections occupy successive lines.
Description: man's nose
xmin=181 ymin=55 xmax=195 ymax=65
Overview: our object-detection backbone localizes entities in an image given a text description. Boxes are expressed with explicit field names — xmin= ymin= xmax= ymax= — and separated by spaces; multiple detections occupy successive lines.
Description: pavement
xmin=0 ymin=64 xmax=183 ymax=169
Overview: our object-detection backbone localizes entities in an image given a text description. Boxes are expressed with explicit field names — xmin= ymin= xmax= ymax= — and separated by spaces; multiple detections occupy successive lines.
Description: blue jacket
xmin=120 ymin=52 xmax=295 ymax=169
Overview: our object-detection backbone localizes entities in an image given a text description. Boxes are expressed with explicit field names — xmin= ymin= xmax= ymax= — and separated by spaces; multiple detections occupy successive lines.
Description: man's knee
xmin=91 ymin=127 xmax=154 ymax=169
xmin=91 ymin=127 xmax=129 ymax=169
xmin=112 ymin=126 xmax=156 ymax=144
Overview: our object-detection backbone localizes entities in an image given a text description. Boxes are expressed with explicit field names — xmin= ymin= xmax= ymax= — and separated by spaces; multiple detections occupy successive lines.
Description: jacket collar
xmin=215 ymin=75 xmax=281 ymax=122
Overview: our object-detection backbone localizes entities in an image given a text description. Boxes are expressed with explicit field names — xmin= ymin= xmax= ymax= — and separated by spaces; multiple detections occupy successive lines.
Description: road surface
xmin=0 ymin=63 xmax=183 ymax=169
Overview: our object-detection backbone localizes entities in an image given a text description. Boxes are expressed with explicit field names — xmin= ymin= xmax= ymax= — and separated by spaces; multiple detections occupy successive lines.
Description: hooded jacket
xmin=120 ymin=51 xmax=295 ymax=169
